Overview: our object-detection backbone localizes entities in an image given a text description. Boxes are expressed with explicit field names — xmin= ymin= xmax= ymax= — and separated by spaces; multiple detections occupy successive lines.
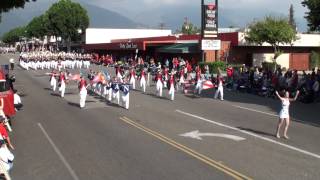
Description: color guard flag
xmin=70 ymin=74 xmax=81 ymax=81
xmin=102 ymin=68 xmax=111 ymax=81
xmin=92 ymin=72 xmax=107 ymax=84
xmin=202 ymin=80 xmax=215 ymax=90
xmin=92 ymin=73 xmax=102 ymax=83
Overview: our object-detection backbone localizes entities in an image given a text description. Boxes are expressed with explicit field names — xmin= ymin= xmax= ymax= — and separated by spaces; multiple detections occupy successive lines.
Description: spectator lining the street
xmin=9 ymin=58 xmax=14 ymax=71
xmin=0 ymin=130 xmax=14 ymax=173
xmin=0 ymin=116 xmax=14 ymax=150
xmin=13 ymin=89 xmax=23 ymax=111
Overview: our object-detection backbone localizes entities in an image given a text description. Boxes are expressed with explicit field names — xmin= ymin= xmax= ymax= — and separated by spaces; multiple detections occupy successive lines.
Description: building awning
xmin=157 ymin=43 xmax=200 ymax=54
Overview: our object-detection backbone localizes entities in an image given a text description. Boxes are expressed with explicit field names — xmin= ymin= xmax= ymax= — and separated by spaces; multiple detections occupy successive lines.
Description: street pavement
xmin=1 ymin=54 xmax=320 ymax=180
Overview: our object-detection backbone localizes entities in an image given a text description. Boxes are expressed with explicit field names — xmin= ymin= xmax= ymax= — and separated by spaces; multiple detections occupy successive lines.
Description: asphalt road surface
xmin=1 ymin=54 xmax=320 ymax=180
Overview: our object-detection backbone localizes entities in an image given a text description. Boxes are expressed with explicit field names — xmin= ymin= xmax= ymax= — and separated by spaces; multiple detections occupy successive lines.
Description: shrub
xmin=229 ymin=64 xmax=244 ymax=71
xmin=199 ymin=61 xmax=226 ymax=74
xmin=261 ymin=62 xmax=280 ymax=71
xmin=310 ymin=51 xmax=319 ymax=69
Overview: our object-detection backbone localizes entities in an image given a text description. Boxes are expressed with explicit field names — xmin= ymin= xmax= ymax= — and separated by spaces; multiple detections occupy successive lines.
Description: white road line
xmin=176 ymin=109 xmax=320 ymax=160
xmin=38 ymin=123 xmax=80 ymax=180
xmin=232 ymin=105 xmax=278 ymax=117
xmin=232 ymin=105 xmax=320 ymax=127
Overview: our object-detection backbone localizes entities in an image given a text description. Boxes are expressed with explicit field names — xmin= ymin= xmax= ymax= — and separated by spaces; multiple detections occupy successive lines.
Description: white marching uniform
xmin=108 ymin=85 xmax=112 ymax=102
xmin=156 ymin=74 xmax=163 ymax=97
xmin=50 ymin=75 xmax=57 ymax=92
xmin=59 ymin=74 xmax=66 ymax=98
xmin=112 ymin=83 xmax=120 ymax=105
xmin=79 ymin=80 xmax=87 ymax=108
xmin=214 ymin=77 xmax=224 ymax=100
xmin=195 ymin=78 xmax=203 ymax=95
xmin=121 ymin=85 xmax=130 ymax=110
xmin=168 ymin=76 xmax=175 ymax=101
xmin=279 ymin=99 xmax=290 ymax=119
xmin=140 ymin=72 xmax=146 ymax=93
xmin=129 ymin=71 xmax=136 ymax=90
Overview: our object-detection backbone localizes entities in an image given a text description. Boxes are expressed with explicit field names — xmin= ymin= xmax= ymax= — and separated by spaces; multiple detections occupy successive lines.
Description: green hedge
xmin=229 ymin=64 xmax=244 ymax=71
xmin=199 ymin=61 xmax=226 ymax=74
xmin=310 ymin=51 xmax=320 ymax=70
xmin=261 ymin=62 xmax=280 ymax=71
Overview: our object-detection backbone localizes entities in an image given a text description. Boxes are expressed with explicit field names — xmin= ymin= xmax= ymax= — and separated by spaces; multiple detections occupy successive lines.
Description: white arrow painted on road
xmin=180 ymin=130 xmax=246 ymax=141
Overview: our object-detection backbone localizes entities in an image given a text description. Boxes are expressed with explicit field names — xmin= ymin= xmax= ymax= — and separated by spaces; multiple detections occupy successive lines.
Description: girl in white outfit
xmin=275 ymin=90 xmax=299 ymax=139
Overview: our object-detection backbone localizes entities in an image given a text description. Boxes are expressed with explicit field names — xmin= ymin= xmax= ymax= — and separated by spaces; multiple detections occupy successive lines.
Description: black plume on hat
xmin=0 ymin=116 xmax=5 ymax=122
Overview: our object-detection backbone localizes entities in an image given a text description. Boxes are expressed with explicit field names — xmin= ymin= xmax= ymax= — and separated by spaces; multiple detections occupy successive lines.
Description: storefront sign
xmin=201 ymin=40 xmax=221 ymax=50
xmin=202 ymin=0 xmax=218 ymax=38
xmin=119 ymin=43 xmax=138 ymax=49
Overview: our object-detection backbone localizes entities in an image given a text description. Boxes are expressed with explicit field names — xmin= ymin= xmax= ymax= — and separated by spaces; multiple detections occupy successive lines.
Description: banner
xmin=202 ymin=0 xmax=218 ymax=38
xmin=201 ymin=40 xmax=221 ymax=50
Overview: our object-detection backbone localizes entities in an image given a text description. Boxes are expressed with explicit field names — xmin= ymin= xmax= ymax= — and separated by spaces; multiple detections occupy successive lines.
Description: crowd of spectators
xmin=225 ymin=65 xmax=320 ymax=103
xmin=0 ymin=70 xmax=22 ymax=179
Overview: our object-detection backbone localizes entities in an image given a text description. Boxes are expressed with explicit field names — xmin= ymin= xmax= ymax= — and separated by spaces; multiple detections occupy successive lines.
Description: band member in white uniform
xmin=140 ymin=69 xmax=146 ymax=93
xmin=50 ymin=71 xmax=57 ymax=92
xmin=275 ymin=90 xmax=299 ymax=139
xmin=115 ymin=66 xmax=122 ymax=81
xmin=108 ymin=80 xmax=113 ymax=102
xmin=129 ymin=68 xmax=136 ymax=90
xmin=156 ymin=71 xmax=163 ymax=97
xmin=59 ymin=71 xmax=66 ymax=98
xmin=194 ymin=70 xmax=203 ymax=95
xmin=214 ymin=74 xmax=224 ymax=101
xmin=121 ymin=82 xmax=130 ymax=110
xmin=168 ymin=73 xmax=175 ymax=101
xmin=111 ymin=78 xmax=120 ymax=105
xmin=103 ymin=81 xmax=110 ymax=100
xmin=79 ymin=76 xmax=88 ymax=109
xmin=163 ymin=67 xmax=169 ymax=88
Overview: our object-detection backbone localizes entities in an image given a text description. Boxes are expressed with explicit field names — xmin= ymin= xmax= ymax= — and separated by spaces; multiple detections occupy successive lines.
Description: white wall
xmin=253 ymin=53 xmax=290 ymax=69
xmin=239 ymin=32 xmax=320 ymax=47
xmin=85 ymin=28 xmax=172 ymax=44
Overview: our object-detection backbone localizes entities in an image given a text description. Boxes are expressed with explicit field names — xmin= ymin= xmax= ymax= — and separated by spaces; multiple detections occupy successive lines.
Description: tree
xmin=302 ymin=0 xmax=320 ymax=32
xmin=310 ymin=51 xmax=320 ymax=69
xmin=0 ymin=0 xmax=36 ymax=22
xmin=180 ymin=17 xmax=200 ymax=35
xmin=26 ymin=15 xmax=48 ymax=39
xmin=289 ymin=4 xmax=297 ymax=31
xmin=245 ymin=16 xmax=297 ymax=70
xmin=2 ymin=26 xmax=26 ymax=44
xmin=45 ymin=0 xmax=89 ymax=51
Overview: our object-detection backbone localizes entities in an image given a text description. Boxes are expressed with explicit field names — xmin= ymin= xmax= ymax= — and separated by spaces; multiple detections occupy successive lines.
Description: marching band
xmin=15 ymin=50 xmax=221 ymax=110
xmin=19 ymin=51 xmax=91 ymax=71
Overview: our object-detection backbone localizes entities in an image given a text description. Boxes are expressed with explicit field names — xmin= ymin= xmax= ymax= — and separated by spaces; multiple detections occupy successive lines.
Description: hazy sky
xmin=86 ymin=0 xmax=307 ymax=15
xmin=84 ymin=0 xmax=308 ymax=30
xmin=15 ymin=0 xmax=309 ymax=31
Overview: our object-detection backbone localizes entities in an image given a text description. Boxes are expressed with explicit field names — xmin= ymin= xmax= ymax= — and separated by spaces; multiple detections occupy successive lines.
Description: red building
xmin=84 ymin=30 xmax=320 ymax=70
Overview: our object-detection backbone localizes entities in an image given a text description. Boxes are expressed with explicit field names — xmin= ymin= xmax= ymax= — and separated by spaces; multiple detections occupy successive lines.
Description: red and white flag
xmin=202 ymin=80 xmax=215 ymax=90
xmin=70 ymin=74 xmax=81 ymax=81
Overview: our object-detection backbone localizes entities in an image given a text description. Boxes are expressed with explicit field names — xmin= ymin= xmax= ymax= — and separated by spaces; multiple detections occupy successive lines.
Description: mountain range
xmin=0 ymin=0 xmax=308 ymax=37
xmin=0 ymin=0 xmax=141 ymax=37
